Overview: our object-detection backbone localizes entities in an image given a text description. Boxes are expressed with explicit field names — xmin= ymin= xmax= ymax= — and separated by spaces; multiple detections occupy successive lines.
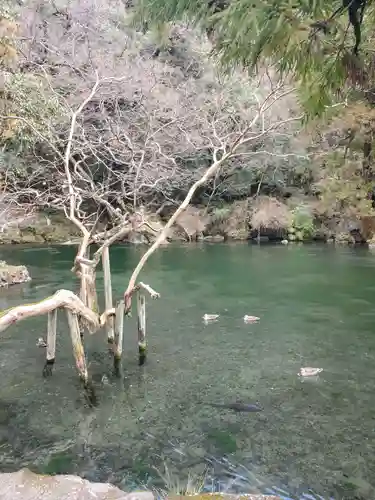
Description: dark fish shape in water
xmin=206 ymin=402 xmax=263 ymax=412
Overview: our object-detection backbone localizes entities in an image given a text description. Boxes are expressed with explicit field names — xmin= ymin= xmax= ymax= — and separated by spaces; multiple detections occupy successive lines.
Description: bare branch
xmin=0 ymin=289 xmax=99 ymax=333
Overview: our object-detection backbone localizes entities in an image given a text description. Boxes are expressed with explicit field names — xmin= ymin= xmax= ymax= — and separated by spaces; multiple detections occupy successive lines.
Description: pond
xmin=0 ymin=242 xmax=374 ymax=500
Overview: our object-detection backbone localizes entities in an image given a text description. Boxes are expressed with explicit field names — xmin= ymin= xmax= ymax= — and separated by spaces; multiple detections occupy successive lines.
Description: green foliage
xmin=289 ymin=204 xmax=315 ymax=240
xmin=2 ymin=73 xmax=63 ymax=147
xmin=210 ymin=205 xmax=231 ymax=223
xmin=0 ymin=2 xmax=64 ymax=149
xmin=315 ymin=151 xmax=375 ymax=219
xmin=133 ymin=0 xmax=375 ymax=117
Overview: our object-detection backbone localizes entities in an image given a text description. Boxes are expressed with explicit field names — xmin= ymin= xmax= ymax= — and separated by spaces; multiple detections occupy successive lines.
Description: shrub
xmin=210 ymin=206 xmax=231 ymax=223
xmin=288 ymin=205 xmax=315 ymax=240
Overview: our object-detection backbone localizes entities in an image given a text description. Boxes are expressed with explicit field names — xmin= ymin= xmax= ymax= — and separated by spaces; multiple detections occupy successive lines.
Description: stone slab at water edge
xmin=0 ymin=260 xmax=31 ymax=287
xmin=0 ymin=470 xmax=281 ymax=500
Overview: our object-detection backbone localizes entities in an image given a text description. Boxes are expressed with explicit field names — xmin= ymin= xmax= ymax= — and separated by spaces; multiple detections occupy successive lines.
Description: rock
xmin=249 ymin=197 xmax=290 ymax=241
xmin=0 ymin=472 xmax=279 ymax=500
xmin=140 ymin=213 xmax=171 ymax=244
xmin=207 ymin=201 xmax=249 ymax=240
xmin=0 ymin=261 xmax=31 ymax=287
xmin=168 ymin=495 xmax=280 ymax=500
xmin=0 ymin=469 xmax=154 ymax=500
xmin=334 ymin=218 xmax=367 ymax=245
xmin=0 ymin=470 xmax=280 ymax=500
xmin=223 ymin=200 xmax=249 ymax=240
xmin=0 ymin=212 xmax=82 ymax=245
xmin=204 ymin=235 xmax=225 ymax=242
xmin=360 ymin=215 xmax=375 ymax=242
xmin=335 ymin=231 xmax=355 ymax=245
xmin=312 ymin=225 xmax=329 ymax=242
xmin=124 ymin=211 xmax=173 ymax=244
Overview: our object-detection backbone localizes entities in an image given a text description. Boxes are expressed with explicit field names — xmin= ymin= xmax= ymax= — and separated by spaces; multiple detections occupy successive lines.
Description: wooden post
xmin=43 ymin=309 xmax=57 ymax=377
xmin=137 ymin=292 xmax=146 ymax=365
xmin=66 ymin=309 xmax=96 ymax=405
xmin=113 ymin=299 xmax=124 ymax=376
xmin=78 ymin=246 xmax=98 ymax=336
xmin=102 ymin=246 xmax=114 ymax=345
xmin=66 ymin=310 xmax=88 ymax=382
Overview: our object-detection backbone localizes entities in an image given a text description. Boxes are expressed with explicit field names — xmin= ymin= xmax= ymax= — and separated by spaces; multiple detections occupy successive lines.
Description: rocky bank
xmin=1 ymin=196 xmax=375 ymax=247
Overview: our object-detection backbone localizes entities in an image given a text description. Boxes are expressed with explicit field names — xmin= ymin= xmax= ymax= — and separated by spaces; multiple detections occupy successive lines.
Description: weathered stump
xmin=66 ymin=309 xmax=96 ymax=406
xmin=42 ymin=310 xmax=57 ymax=377
xmin=102 ymin=247 xmax=114 ymax=345
xmin=113 ymin=299 xmax=125 ymax=376
xmin=137 ymin=292 xmax=146 ymax=365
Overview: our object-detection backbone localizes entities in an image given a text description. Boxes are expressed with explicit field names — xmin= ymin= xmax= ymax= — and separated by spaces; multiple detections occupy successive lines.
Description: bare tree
xmin=0 ymin=0 xmax=306 ymax=404
xmin=0 ymin=73 xmax=300 ymax=400
xmin=0 ymin=0 xmax=306 ymax=220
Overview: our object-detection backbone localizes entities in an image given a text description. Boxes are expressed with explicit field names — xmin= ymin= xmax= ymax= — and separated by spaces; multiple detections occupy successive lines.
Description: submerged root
xmin=82 ymin=379 xmax=98 ymax=407
xmin=42 ymin=359 xmax=55 ymax=377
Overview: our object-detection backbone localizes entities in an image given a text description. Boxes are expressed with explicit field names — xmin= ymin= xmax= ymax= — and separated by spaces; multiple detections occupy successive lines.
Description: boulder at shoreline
xmin=0 ymin=469 xmax=281 ymax=500
xmin=0 ymin=260 xmax=31 ymax=287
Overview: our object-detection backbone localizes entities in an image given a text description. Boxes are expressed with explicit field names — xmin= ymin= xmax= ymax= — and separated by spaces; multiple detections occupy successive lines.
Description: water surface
xmin=0 ymin=242 xmax=374 ymax=500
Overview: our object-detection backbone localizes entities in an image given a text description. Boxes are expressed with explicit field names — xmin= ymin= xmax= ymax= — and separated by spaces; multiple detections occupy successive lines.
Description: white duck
xmin=243 ymin=315 xmax=260 ymax=323
xmin=203 ymin=314 xmax=219 ymax=322
xmin=36 ymin=337 xmax=47 ymax=348
xmin=299 ymin=367 xmax=323 ymax=377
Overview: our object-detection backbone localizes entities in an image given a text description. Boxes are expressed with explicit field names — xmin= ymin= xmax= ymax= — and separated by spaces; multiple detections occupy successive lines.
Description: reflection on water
xmin=0 ymin=243 xmax=374 ymax=499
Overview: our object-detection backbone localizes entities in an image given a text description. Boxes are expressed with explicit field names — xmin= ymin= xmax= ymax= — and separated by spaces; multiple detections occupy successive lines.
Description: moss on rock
xmin=0 ymin=260 xmax=31 ymax=287
xmin=0 ymin=212 xmax=82 ymax=245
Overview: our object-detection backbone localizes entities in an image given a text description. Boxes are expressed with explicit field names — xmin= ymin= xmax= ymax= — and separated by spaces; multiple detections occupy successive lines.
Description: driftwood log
xmin=0 ymin=289 xmax=98 ymax=333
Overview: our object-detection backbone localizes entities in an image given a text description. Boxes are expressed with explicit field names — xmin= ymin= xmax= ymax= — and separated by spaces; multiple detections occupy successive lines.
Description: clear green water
xmin=0 ymin=242 xmax=374 ymax=499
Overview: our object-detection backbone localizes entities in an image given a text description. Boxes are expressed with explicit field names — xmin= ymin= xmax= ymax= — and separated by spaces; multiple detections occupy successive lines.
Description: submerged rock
xmin=0 ymin=469 xmax=154 ymax=500
xmin=0 ymin=260 xmax=31 ymax=287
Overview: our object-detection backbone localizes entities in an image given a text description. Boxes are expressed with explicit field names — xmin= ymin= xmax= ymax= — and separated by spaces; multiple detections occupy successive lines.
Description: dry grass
xmin=176 ymin=207 xmax=209 ymax=238
xmin=250 ymin=196 xmax=290 ymax=230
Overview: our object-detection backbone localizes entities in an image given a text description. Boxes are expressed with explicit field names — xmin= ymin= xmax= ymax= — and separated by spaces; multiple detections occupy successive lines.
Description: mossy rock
xmin=41 ymin=227 xmax=67 ymax=243
xmin=204 ymin=235 xmax=225 ymax=242
xmin=0 ymin=211 xmax=82 ymax=245
xmin=0 ymin=227 xmax=22 ymax=244
xmin=335 ymin=231 xmax=355 ymax=245
xmin=20 ymin=231 xmax=44 ymax=243
xmin=0 ymin=261 xmax=31 ymax=287
xmin=0 ymin=469 xmax=155 ymax=500
xmin=227 ymin=227 xmax=249 ymax=240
